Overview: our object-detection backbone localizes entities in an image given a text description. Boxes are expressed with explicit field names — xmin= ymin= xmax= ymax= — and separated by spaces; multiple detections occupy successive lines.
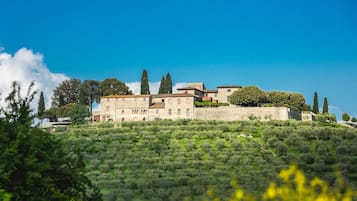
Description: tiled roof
xmin=217 ymin=85 xmax=242 ymax=88
xmin=102 ymin=94 xmax=151 ymax=98
xmin=204 ymin=90 xmax=218 ymax=93
xmin=149 ymin=102 xmax=165 ymax=109
xmin=152 ymin=93 xmax=195 ymax=98
xmin=177 ymin=87 xmax=204 ymax=92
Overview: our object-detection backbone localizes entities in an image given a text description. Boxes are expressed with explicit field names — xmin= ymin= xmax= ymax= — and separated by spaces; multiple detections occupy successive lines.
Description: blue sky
xmin=1 ymin=0 xmax=356 ymax=118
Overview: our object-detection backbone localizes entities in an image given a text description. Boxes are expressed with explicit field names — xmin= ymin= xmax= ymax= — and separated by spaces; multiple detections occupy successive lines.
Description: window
xmin=186 ymin=98 xmax=190 ymax=104
xmin=214 ymin=93 xmax=217 ymax=97
xmin=122 ymin=98 xmax=125 ymax=101
xmin=156 ymin=109 xmax=159 ymax=114
xmin=168 ymin=109 xmax=172 ymax=115
xmin=161 ymin=99 xmax=165 ymax=103
xmin=177 ymin=99 xmax=181 ymax=104
xmin=106 ymin=106 xmax=110 ymax=111
xmin=177 ymin=109 xmax=181 ymax=115
xmin=107 ymin=98 xmax=110 ymax=102
xmin=186 ymin=109 xmax=190 ymax=116
xmin=227 ymin=96 xmax=231 ymax=102
xmin=227 ymin=89 xmax=231 ymax=92
xmin=122 ymin=110 xmax=125 ymax=114
xmin=143 ymin=97 xmax=146 ymax=101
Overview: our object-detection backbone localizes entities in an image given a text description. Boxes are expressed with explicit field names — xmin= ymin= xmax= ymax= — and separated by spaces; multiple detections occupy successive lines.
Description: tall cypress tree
xmin=322 ymin=97 xmax=328 ymax=114
xmin=140 ymin=69 xmax=150 ymax=94
xmin=38 ymin=91 xmax=45 ymax=118
xmin=312 ymin=92 xmax=319 ymax=114
xmin=159 ymin=76 xmax=165 ymax=94
xmin=165 ymin=72 xmax=172 ymax=94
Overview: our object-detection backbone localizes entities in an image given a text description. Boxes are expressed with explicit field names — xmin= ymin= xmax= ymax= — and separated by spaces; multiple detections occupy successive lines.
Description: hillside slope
xmin=55 ymin=120 xmax=357 ymax=201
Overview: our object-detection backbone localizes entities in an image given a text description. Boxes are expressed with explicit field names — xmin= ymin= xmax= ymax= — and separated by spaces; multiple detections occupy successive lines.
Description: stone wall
xmin=194 ymin=106 xmax=300 ymax=121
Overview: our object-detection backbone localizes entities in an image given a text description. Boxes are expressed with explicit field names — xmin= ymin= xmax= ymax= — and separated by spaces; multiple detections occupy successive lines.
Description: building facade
xmin=96 ymin=83 xmax=302 ymax=122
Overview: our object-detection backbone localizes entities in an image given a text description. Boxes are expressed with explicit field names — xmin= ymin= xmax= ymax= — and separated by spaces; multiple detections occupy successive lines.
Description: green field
xmin=55 ymin=120 xmax=357 ymax=201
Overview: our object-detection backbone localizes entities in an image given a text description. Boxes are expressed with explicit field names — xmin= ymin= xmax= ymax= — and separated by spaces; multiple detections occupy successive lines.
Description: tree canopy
xmin=100 ymin=78 xmax=131 ymax=97
xmin=342 ymin=112 xmax=350 ymax=122
xmin=165 ymin=72 xmax=173 ymax=94
xmin=230 ymin=86 xmax=266 ymax=106
xmin=313 ymin=92 xmax=319 ymax=114
xmin=158 ymin=76 xmax=165 ymax=94
xmin=79 ymin=80 xmax=100 ymax=112
xmin=0 ymin=82 xmax=102 ymax=201
xmin=322 ymin=97 xmax=329 ymax=114
xmin=140 ymin=69 xmax=150 ymax=95
xmin=37 ymin=91 xmax=45 ymax=118
xmin=52 ymin=78 xmax=81 ymax=107
xmin=67 ymin=104 xmax=91 ymax=125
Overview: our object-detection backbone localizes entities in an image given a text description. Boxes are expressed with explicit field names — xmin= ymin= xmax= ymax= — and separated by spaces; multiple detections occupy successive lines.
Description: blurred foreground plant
xmin=203 ymin=164 xmax=356 ymax=201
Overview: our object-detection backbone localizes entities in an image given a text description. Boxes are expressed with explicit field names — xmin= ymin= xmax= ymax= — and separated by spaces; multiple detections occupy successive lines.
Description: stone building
xmin=96 ymin=83 xmax=302 ymax=122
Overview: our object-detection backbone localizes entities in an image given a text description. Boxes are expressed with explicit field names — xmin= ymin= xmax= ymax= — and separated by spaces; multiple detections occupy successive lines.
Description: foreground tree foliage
xmin=0 ymin=189 xmax=11 ymax=201
xmin=204 ymin=165 xmax=356 ymax=201
xmin=0 ymin=82 xmax=102 ymax=201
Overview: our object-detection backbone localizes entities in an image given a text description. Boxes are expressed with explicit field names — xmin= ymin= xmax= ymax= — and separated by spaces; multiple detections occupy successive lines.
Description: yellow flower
xmin=235 ymin=189 xmax=244 ymax=200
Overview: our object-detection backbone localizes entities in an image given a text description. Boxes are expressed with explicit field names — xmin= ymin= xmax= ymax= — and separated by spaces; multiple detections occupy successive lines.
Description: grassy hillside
xmin=54 ymin=120 xmax=357 ymax=201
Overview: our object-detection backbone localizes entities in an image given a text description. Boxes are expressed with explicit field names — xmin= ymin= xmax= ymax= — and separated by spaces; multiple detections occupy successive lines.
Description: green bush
xmin=194 ymin=101 xmax=229 ymax=107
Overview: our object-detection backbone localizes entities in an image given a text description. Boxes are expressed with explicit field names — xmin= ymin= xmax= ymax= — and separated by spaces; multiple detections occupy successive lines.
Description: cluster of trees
xmin=38 ymin=78 xmax=132 ymax=123
xmin=0 ymin=82 xmax=102 ymax=200
xmin=312 ymin=92 xmax=329 ymax=114
xmin=158 ymin=72 xmax=173 ymax=94
xmin=51 ymin=78 xmax=132 ymax=108
xmin=141 ymin=70 xmax=173 ymax=95
xmin=229 ymin=86 xmax=307 ymax=111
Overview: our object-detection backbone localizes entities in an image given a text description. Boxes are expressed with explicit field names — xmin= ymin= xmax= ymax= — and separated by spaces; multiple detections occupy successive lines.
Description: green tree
xmin=0 ymin=189 xmax=11 ymax=201
xmin=322 ymin=97 xmax=328 ymax=114
xmin=342 ymin=112 xmax=350 ymax=122
xmin=230 ymin=86 xmax=266 ymax=106
xmin=313 ymin=92 xmax=319 ymax=114
xmin=302 ymin=104 xmax=312 ymax=111
xmin=351 ymin=117 xmax=357 ymax=123
xmin=159 ymin=76 xmax=165 ymax=94
xmin=267 ymin=91 xmax=305 ymax=111
xmin=79 ymin=80 xmax=100 ymax=113
xmin=140 ymin=69 xmax=150 ymax=94
xmin=288 ymin=93 xmax=305 ymax=111
xmin=165 ymin=73 xmax=173 ymax=94
xmin=0 ymin=81 xmax=102 ymax=201
xmin=52 ymin=78 xmax=81 ymax=107
xmin=100 ymin=78 xmax=132 ymax=97
xmin=37 ymin=91 xmax=45 ymax=118
xmin=67 ymin=104 xmax=91 ymax=125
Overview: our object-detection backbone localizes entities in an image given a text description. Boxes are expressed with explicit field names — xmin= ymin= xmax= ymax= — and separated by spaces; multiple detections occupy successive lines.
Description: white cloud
xmin=0 ymin=48 xmax=69 ymax=112
xmin=126 ymin=81 xmax=188 ymax=95
xmin=173 ymin=82 xmax=188 ymax=93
